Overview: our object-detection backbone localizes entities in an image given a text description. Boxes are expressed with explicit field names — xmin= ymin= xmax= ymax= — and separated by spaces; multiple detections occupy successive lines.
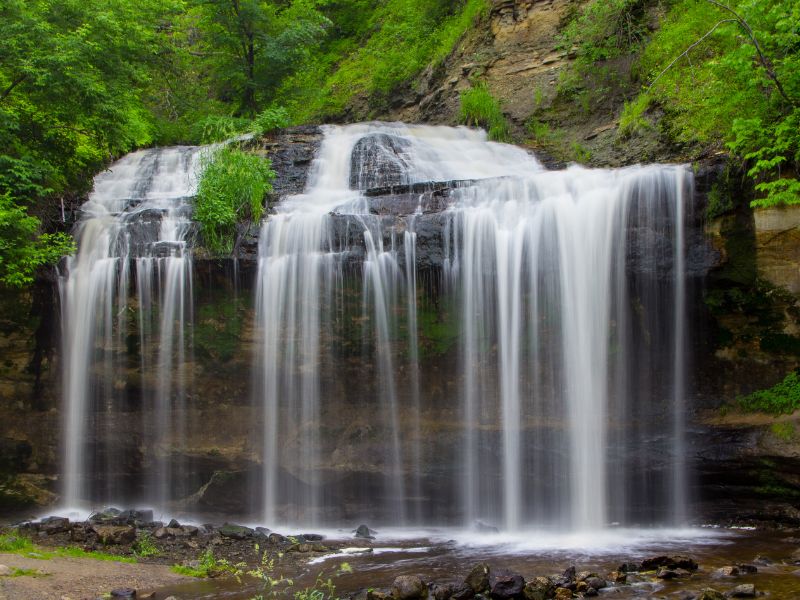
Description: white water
xmin=255 ymin=122 xmax=690 ymax=531
xmin=60 ymin=146 xmax=203 ymax=509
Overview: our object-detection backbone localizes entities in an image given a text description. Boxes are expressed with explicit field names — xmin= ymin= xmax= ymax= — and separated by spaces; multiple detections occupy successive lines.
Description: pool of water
xmin=152 ymin=527 xmax=800 ymax=599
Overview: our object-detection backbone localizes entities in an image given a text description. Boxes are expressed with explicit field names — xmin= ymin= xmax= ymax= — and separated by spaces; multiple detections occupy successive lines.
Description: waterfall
xmin=60 ymin=146 xmax=203 ymax=510
xmin=254 ymin=123 xmax=690 ymax=530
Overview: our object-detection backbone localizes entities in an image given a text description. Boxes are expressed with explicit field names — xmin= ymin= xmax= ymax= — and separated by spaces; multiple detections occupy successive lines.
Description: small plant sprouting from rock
xmin=172 ymin=549 xmax=244 ymax=578
xmin=460 ymin=83 xmax=512 ymax=142
xmin=132 ymin=533 xmax=159 ymax=558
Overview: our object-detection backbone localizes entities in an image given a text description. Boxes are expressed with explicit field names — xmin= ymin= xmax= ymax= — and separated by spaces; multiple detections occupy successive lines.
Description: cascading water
xmin=60 ymin=146 xmax=203 ymax=510
xmin=254 ymin=122 xmax=690 ymax=531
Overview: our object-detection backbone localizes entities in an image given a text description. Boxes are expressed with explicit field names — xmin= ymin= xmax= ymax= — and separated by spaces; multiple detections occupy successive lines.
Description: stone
xmin=40 ymin=516 xmax=71 ymax=534
xmin=715 ymin=566 xmax=739 ymax=577
xmin=553 ymin=588 xmax=572 ymax=600
xmin=110 ymin=589 xmax=136 ymax=599
xmin=153 ymin=527 xmax=170 ymax=540
xmin=574 ymin=581 xmax=587 ymax=593
xmin=584 ymin=577 xmax=605 ymax=590
xmin=617 ymin=562 xmax=641 ymax=573
xmin=268 ymin=532 xmax=287 ymax=544
xmin=489 ymin=570 xmax=524 ymax=600
xmin=89 ymin=508 xmax=122 ymax=524
xmin=0 ymin=565 xmax=12 ymax=576
xmin=752 ymin=555 xmax=773 ymax=566
xmin=606 ymin=570 xmax=626 ymax=584
xmin=354 ymin=524 xmax=377 ymax=539
xmin=523 ymin=577 xmax=553 ymax=600
xmin=92 ymin=525 xmax=136 ymax=545
xmin=167 ymin=519 xmax=181 ymax=529
xmin=392 ymin=575 xmax=427 ymax=600
xmin=466 ymin=563 xmax=491 ymax=593
xmin=450 ymin=583 xmax=475 ymax=600
xmin=180 ymin=525 xmax=199 ymax=536
xmin=729 ymin=584 xmax=756 ymax=598
xmin=641 ymin=555 xmax=698 ymax=571
xmin=656 ymin=568 xmax=678 ymax=579
xmin=432 ymin=583 xmax=454 ymax=600
xmin=698 ymin=589 xmax=725 ymax=600
xmin=737 ymin=564 xmax=757 ymax=574
xmin=219 ymin=523 xmax=254 ymax=540
xmin=583 ymin=588 xmax=597 ymax=598
xmin=302 ymin=533 xmax=324 ymax=541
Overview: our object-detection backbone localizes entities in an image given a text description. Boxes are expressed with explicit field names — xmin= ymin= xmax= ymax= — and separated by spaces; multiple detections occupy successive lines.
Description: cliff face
xmin=1 ymin=1 xmax=800 ymax=523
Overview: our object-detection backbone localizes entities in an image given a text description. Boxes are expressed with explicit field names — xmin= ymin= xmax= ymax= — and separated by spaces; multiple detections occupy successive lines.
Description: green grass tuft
xmin=460 ymin=83 xmax=511 ymax=142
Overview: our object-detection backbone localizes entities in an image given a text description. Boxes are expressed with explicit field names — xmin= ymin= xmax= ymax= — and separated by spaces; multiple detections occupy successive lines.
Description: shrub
xmin=460 ymin=83 xmax=511 ymax=142
xmin=252 ymin=106 xmax=291 ymax=136
xmin=194 ymin=147 xmax=275 ymax=254
xmin=738 ymin=371 xmax=800 ymax=415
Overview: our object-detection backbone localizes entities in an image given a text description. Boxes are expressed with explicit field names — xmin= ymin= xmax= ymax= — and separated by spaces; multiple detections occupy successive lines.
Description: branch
xmin=648 ymin=19 xmax=737 ymax=91
xmin=0 ymin=74 xmax=27 ymax=103
xmin=649 ymin=1 xmax=796 ymax=107
xmin=703 ymin=0 xmax=795 ymax=106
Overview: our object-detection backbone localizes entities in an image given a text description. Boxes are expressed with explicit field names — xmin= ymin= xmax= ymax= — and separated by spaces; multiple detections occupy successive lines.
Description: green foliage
xmin=193 ymin=116 xmax=253 ymax=145
xmin=633 ymin=0 xmax=800 ymax=206
xmin=131 ymin=533 xmax=160 ymax=558
xmin=5 ymin=567 xmax=43 ymax=577
xmin=560 ymin=0 xmax=650 ymax=63
xmin=172 ymin=549 xmax=241 ymax=578
xmin=618 ymin=93 xmax=653 ymax=138
xmin=460 ymin=83 xmax=511 ymax=142
xmin=252 ymin=106 xmax=291 ymax=136
xmin=0 ymin=534 xmax=135 ymax=562
xmin=738 ymin=371 xmax=800 ymax=415
xmin=0 ymin=193 xmax=74 ymax=287
xmin=194 ymin=147 xmax=275 ymax=254
xmin=278 ymin=0 xmax=490 ymax=121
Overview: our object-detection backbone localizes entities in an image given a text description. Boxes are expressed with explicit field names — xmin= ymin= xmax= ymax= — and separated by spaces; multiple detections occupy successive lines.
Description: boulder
xmin=450 ymin=583 xmax=475 ymax=600
xmin=40 ymin=516 xmax=70 ymax=535
xmin=219 ymin=523 xmax=254 ymax=540
xmin=553 ymin=588 xmax=572 ymax=600
xmin=489 ymin=570 xmax=524 ymax=600
xmin=523 ymin=577 xmax=553 ymax=600
xmin=640 ymin=555 xmax=698 ymax=571
xmin=729 ymin=584 xmax=756 ymax=598
xmin=698 ymin=589 xmax=725 ymax=600
xmin=737 ymin=564 xmax=757 ymax=574
xmin=432 ymin=583 xmax=454 ymax=600
xmin=584 ymin=577 xmax=605 ymax=590
xmin=607 ymin=571 xmax=626 ymax=584
xmin=354 ymin=524 xmax=377 ymax=539
xmin=465 ymin=563 xmax=491 ymax=593
xmin=392 ymin=575 xmax=427 ymax=600
xmin=89 ymin=508 xmax=122 ymax=524
xmin=714 ymin=566 xmax=739 ymax=577
xmin=92 ymin=525 xmax=136 ymax=545
xmin=166 ymin=519 xmax=181 ymax=529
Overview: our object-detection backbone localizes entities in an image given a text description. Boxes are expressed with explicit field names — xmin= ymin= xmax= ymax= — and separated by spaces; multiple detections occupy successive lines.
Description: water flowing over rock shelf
xmin=58 ymin=123 xmax=692 ymax=531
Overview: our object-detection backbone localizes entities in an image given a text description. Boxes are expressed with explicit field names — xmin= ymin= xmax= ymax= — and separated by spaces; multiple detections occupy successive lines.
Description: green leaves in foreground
xmin=194 ymin=147 xmax=275 ymax=255
xmin=738 ymin=371 xmax=800 ymax=415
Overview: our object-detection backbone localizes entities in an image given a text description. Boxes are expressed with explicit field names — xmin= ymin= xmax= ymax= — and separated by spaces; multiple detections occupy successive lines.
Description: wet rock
xmin=553 ymin=588 xmax=572 ymax=600
xmin=641 ymin=555 xmax=698 ymax=571
xmin=656 ymin=568 xmax=679 ymax=579
xmin=287 ymin=543 xmax=313 ymax=553
xmin=71 ymin=525 xmax=87 ymax=542
xmin=219 ymin=523 xmax=254 ymax=540
xmin=354 ymin=524 xmax=377 ymax=539
xmin=301 ymin=533 xmax=324 ymax=541
xmin=451 ymin=583 xmax=475 ymax=600
xmin=466 ymin=563 xmax=491 ymax=593
xmin=392 ymin=575 xmax=427 ymax=600
xmin=583 ymin=588 xmax=597 ymax=598
xmin=489 ymin=570 xmax=525 ymax=600
xmin=269 ymin=532 xmax=287 ymax=544
xmin=698 ymin=589 xmax=726 ymax=600
xmin=523 ymin=576 xmax=554 ymax=600
xmin=574 ymin=581 xmax=588 ymax=593
xmin=167 ymin=519 xmax=181 ymax=529
xmin=607 ymin=570 xmax=626 ymax=584
xmin=552 ymin=566 xmax=576 ymax=591
xmin=585 ymin=576 xmax=605 ymax=590
xmin=40 ymin=516 xmax=71 ymax=534
xmin=196 ymin=470 xmax=250 ymax=514
xmin=89 ymin=508 xmax=122 ymax=524
xmin=255 ymin=527 xmax=271 ymax=538
xmin=153 ymin=527 xmax=170 ymax=540
xmin=729 ymin=584 xmax=756 ymax=597
xmin=752 ymin=555 xmax=773 ymax=566
xmin=110 ymin=589 xmax=136 ymax=599
xmin=617 ymin=562 xmax=641 ymax=573
xmin=92 ymin=525 xmax=136 ymax=545
xmin=715 ymin=566 xmax=740 ymax=577
xmin=737 ymin=564 xmax=757 ymax=574
xmin=432 ymin=583 xmax=454 ymax=600
xmin=350 ymin=133 xmax=412 ymax=190
xmin=180 ymin=525 xmax=199 ymax=537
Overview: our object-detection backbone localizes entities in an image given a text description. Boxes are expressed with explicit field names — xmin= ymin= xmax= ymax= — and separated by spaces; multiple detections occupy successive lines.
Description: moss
xmin=194 ymin=297 xmax=244 ymax=363
xmin=418 ymin=304 xmax=459 ymax=357
xmin=770 ymin=421 xmax=796 ymax=442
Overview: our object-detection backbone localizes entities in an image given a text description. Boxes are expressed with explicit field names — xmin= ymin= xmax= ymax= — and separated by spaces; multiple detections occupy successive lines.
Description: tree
xmin=189 ymin=0 xmax=330 ymax=116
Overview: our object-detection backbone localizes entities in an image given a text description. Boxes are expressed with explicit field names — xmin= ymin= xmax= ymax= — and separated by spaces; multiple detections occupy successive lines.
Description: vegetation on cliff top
xmin=738 ymin=371 xmax=800 ymax=416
